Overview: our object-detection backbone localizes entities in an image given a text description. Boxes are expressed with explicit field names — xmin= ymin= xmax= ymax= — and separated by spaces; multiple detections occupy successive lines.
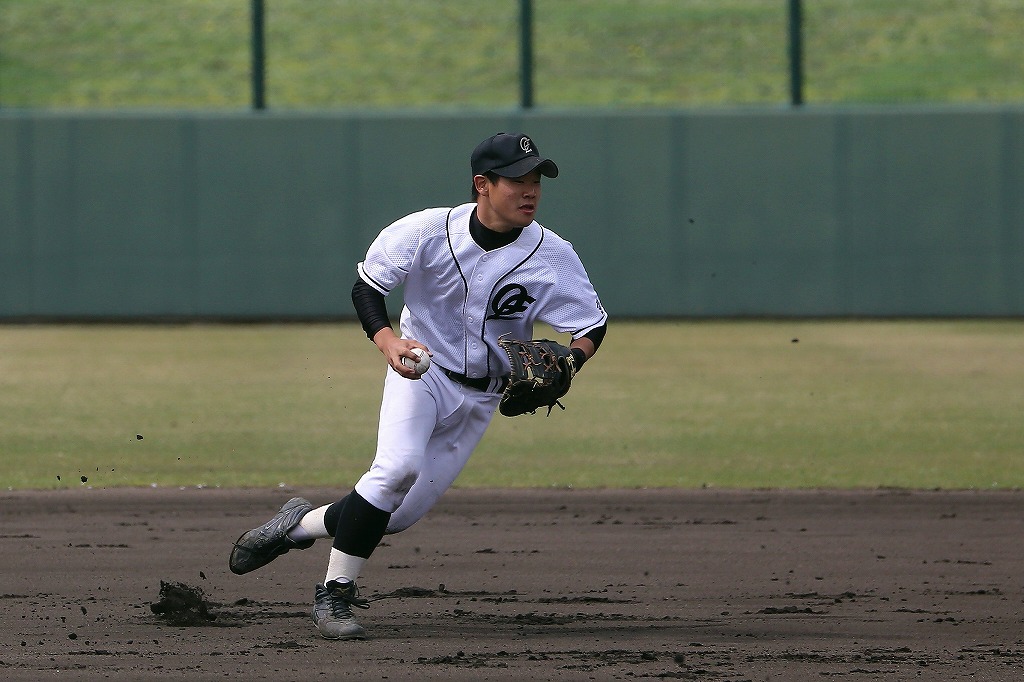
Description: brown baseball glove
xmin=497 ymin=338 xmax=578 ymax=417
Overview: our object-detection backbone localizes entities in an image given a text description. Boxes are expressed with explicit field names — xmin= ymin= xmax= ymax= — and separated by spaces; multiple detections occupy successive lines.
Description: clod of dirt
xmin=150 ymin=580 xmax=217 ymax=625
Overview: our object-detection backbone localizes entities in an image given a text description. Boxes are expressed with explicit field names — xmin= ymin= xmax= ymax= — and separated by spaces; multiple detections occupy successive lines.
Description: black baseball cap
xmin=471 ymin=132 xmax=559 ymax=179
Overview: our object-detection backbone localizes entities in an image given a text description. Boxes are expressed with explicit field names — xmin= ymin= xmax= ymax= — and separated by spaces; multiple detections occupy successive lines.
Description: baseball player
xmin=229 ymin=132 xmax=608 ymax=640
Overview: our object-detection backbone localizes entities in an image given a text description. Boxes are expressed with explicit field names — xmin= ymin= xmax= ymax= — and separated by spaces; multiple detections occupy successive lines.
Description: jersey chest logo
xmin=487 ymin=283 xmax=536 ymax=320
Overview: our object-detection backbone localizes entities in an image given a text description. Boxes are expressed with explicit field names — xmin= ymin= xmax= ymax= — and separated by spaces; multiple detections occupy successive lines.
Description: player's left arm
xmin=568 ymin=323 xmax=606 ymax=372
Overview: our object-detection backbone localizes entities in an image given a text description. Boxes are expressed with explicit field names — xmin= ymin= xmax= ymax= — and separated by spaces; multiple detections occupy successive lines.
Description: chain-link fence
xmin=1 ymin=0 xmax=1022 ymax=110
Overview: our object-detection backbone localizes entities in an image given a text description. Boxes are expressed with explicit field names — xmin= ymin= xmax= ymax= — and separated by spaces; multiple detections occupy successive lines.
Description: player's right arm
xmin=351 ymin=279 xmax=428 ymax=379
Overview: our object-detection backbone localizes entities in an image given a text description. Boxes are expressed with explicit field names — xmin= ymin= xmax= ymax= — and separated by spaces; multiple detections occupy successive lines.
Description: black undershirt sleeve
xmin=351 ymin=278 xmax=392 ymax=340
xmin=571 ymin=322 xmax=607 ymax=370
xmin=583 ymin=323 xmax=607 ymax=352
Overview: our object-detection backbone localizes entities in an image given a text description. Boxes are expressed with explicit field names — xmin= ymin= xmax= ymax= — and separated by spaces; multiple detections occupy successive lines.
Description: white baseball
xmin=401 ymin=348 xmax=431 ymax=377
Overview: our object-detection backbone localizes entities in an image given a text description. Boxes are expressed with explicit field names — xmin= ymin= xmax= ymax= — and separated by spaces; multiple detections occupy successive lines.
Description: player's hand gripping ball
xmin=401 ymin=348 xmax=431 ymax=378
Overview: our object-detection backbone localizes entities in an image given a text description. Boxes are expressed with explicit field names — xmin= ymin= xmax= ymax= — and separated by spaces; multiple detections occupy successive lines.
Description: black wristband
xmin=570 ymin=347 xmax=587 ymax=369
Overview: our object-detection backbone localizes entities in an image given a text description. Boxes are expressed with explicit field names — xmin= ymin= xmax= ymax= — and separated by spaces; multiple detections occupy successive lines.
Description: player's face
xmin=476 ymin=170 xmax=543 ymax=232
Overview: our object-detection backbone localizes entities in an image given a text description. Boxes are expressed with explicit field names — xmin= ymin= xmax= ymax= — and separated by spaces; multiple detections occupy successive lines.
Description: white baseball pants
xmin=354 ymin=365 xmax=501 ymax=533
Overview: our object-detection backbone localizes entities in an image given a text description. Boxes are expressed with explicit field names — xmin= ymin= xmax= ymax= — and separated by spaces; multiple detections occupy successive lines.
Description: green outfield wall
xmin=2 ymin=108 xmax=1022 ymax=319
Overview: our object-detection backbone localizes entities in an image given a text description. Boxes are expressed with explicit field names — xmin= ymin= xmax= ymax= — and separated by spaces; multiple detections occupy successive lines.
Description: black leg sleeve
xmin=330 ymin=490 xmax=391 ymax=559
xmin=323 ymin=493 xmax=349 ymax=537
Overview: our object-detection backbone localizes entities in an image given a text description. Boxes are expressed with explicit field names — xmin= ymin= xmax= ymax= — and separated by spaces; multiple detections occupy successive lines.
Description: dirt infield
xmin=2 ymin=487 xmax=1022 ymax=681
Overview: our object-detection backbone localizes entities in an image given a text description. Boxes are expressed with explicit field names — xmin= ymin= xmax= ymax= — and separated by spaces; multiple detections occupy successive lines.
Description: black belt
xmin=440 ymin=367 xmax=508 ymax=393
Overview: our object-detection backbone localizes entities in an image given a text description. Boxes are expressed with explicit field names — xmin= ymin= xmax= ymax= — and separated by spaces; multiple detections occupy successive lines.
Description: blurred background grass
xmin=1 ymin=0 xmax=1022 ymax=109
xmin=2 ymin=321 xmax=1022 ymax=490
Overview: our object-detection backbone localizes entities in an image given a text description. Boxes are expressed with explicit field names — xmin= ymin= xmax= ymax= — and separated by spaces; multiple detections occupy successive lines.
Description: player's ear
xmin=473 ymin=174 xmax=490 ymax=196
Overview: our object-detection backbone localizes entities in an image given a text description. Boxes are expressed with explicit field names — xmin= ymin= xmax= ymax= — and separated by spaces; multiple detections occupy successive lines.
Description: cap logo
xmin=520 ymin=137 xmax=533 ymax=154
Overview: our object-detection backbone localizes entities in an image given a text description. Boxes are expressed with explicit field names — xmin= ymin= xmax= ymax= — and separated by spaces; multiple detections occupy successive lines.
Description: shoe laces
xmin=327 ymin=582 xmax=370 ymax=611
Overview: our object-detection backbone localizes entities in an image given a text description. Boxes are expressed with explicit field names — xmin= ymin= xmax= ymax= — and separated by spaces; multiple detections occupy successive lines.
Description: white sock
xmin=325 ymin=548 xmax=367 ymax=586
xmin=286 ymin=505 xmax=331 ymax=543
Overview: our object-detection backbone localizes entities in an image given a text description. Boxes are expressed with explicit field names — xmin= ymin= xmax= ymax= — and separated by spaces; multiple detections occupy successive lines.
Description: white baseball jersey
xmin=357 ymin=203 xmax=607 ymax=378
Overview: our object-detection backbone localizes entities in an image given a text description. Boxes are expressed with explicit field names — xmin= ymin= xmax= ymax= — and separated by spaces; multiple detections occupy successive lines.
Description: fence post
xmin=788 ymin=0 xmax=804 ymax=106
xmin=520 ymin=0 xmax=534 ymax=109
xmin=251 ymin=0 xmax=266 ymax=110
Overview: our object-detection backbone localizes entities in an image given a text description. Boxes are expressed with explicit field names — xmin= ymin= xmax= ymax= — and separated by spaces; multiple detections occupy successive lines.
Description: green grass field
xmin=2 ymin=321 xmax=1021 ymax=491
xmin=1 ymin=0 xmax=1022 ymax=109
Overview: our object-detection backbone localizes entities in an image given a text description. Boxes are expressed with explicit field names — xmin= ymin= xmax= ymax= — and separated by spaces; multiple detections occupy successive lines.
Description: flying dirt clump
xmin=150 ymin=580 xmax=217 ymax=625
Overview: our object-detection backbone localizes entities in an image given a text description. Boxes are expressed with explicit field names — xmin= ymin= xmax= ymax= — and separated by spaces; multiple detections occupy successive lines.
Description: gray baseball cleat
xmin=312 ymin=581 xmax=369 ymax=640
xmin=229 ymin=497 xmax=315 ymax=575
